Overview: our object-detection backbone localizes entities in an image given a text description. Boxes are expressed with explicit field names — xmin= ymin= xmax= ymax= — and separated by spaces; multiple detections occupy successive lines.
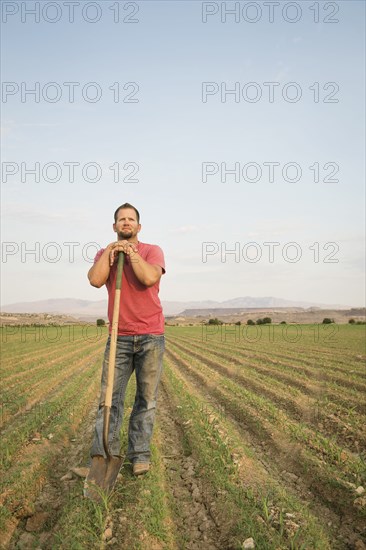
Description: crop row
xmin=165 ymin=341 xmax=365 ymax=528
xmin=169 ymin=332 xmax=366 ymax=417
xmin=182 ymin=331 xmax=366 ymax=385
xmin=1 ymin=341 xmax=104 ymax=432
xmin=0 ymin=355 xmax=102 ymax=536
xmin=167 ymin=335 xmax=366 ymax=449
xmin=161 ymin=356 xmax=334 ymax=549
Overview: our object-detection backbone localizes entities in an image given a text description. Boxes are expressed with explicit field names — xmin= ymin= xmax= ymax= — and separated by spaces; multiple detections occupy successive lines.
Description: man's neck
xmin=118 ymin=237 xmax=139 ymax=244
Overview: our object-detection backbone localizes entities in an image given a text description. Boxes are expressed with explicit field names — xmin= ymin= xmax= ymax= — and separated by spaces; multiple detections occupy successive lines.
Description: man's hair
xmin=114 ymin=203 xmax=140 ymax=224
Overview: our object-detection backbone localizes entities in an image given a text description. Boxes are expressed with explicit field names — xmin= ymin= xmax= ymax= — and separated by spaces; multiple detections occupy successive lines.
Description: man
xmin=88 ymin=203 xmax=165 ymax=476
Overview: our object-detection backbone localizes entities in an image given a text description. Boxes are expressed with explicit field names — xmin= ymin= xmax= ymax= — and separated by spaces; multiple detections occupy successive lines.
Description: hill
xmin=1 ymin=296 xmax=355 ymax=320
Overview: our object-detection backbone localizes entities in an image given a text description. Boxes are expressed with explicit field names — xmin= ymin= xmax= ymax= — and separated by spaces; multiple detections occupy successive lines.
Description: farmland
xmin=0 ymin=324 xmax=365 ymax=549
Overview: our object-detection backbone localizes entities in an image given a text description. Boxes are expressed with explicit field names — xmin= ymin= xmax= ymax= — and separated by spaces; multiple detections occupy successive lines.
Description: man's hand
xmin=109 ymin=241 xmax=138 ymax=266
xmin=89 ymin=240 xmax=162 ymax=288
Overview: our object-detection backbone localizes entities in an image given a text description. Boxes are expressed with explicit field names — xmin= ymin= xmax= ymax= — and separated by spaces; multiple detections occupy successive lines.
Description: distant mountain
xmin=1 ymin=296 xmax=353 ymax=319
xmin=163 ymin=297 xmax=351 ymax=315
xmin=1 ymin=299 xmax=108 ymax=320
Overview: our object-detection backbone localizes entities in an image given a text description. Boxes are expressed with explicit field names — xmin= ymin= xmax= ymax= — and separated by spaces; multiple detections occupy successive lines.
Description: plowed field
xmin=1 ymin=324 xmax=365 ymax=549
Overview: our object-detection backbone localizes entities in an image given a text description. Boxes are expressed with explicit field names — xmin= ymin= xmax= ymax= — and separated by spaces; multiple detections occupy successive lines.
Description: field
xmin=0 ymin=324 xmax=365 ymax=549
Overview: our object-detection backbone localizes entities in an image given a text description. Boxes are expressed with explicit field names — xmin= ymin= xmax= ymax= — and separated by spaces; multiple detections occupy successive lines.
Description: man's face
xmin=113 ymin=208 xmax=141 ymax=240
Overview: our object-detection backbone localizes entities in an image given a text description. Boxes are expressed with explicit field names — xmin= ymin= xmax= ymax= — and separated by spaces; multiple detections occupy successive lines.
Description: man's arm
xmin=129 ymin=254 xmax=163 ymax=287
xmin=109 ymin=242 xmax=163 ymax=288
xmin=88 ymin=245 xmax=113 ymax=288
xmin=89 ymin=242 xmax=163 ymax=288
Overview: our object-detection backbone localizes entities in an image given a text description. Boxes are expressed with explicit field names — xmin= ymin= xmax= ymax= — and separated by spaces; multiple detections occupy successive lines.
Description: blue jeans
xmin=90 ymin=334 xmax=165 ymax=463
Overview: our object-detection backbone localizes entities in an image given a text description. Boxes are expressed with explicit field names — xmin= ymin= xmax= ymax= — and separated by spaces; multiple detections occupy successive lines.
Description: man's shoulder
xmin=138 ymin=242 xmax=165 ymax=271
xmin=94 ymin=248 xmax=106 ymax=263
xmin=138 ymin=242 xmax=164 ymax=252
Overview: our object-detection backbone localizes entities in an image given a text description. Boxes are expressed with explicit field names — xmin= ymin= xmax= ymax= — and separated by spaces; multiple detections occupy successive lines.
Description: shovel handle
xmin=103 ymin=251 xmax=124 ymax=457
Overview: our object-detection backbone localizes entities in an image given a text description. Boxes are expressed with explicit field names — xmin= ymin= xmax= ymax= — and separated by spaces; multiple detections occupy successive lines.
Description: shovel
xmin=84 ymin=251 xmax=124 ymax=501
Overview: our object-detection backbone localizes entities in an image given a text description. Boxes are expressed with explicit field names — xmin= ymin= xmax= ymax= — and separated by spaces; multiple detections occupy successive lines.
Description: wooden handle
xmin=103 ymin=252 xmax=124 ymax=457
xmin=105 ymin=252 xmax=124 ymax=408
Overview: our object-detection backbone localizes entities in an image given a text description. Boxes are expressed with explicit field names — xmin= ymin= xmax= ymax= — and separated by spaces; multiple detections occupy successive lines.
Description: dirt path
xmin=156 ymin=380 xmax=222 ymax=549
xmin=4 ymin=400 xmax=98 ymax=549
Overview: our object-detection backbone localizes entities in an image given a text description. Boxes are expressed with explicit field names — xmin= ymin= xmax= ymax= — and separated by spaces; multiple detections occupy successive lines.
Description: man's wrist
xmin=130 ymin=250 xmax=140 ymax=262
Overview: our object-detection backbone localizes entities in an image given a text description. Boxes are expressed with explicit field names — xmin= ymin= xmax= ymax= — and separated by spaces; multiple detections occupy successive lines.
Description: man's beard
xmin=118 ymin=230 xmax=133 ymax=240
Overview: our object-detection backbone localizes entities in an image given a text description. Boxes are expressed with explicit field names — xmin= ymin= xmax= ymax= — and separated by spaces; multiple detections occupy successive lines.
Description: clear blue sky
xmin=1 ymin=1 xmax=365 ymax=307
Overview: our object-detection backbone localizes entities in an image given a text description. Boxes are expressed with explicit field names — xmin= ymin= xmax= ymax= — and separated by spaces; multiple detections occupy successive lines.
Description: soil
xmin=163 ymin=342 xmax=366 ymax=549
xmin=4 ymin=402 xmax=98 ymax=549
xmin=2 ymin=331 xmax=365 ymax=550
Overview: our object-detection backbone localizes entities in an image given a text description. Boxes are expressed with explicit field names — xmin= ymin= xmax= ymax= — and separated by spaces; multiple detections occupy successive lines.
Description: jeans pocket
xmin=148 ymin=334 xmax=165 ymax=350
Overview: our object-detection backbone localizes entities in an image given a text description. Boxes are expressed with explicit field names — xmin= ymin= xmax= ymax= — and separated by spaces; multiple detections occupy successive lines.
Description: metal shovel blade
xmin=83 ymin=455 xmax=123 ymax=502
xmin=83 ymin=456 xmax=108 ymax=502
xmin=104 ymin=456 xmax=123 ymax=492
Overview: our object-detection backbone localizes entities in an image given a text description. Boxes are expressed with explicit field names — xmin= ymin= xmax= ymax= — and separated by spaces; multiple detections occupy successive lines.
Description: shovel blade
xmin=104 ymin=456 xmax=123 ymax=493
xmin=84 ymin=456 xmax=108 ymax=502
xmin=84 ymin=455 xmax=122 ymax=502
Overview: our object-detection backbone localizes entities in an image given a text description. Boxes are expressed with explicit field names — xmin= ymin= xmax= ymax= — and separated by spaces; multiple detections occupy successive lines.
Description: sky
xmin=1 ymin=0 xmax=365 ymax=307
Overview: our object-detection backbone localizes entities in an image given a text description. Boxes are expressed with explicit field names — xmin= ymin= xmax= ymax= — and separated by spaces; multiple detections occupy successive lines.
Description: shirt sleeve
xmin=146 ymin=245 xmax=166 ymax=274
xmin=93 ymin=248 xmax=105 ymax=264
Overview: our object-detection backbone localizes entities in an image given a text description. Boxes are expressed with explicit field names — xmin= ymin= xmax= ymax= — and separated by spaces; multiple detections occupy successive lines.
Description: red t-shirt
xmin=94 ymin=242 xmax=165 ymax=335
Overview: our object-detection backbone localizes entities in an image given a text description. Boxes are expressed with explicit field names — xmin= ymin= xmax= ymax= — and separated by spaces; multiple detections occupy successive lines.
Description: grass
xmin=1 ymin=324 xmax=364 ymax=548
xmin=162 ymin=358 xmax=333 ymax=549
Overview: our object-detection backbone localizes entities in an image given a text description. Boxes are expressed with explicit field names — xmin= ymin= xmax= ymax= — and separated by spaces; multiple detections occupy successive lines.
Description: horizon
xmin=1 ymin=294 xmax=364 ymax=311
xmin=2 ymin=1 xmax=365 ymax=307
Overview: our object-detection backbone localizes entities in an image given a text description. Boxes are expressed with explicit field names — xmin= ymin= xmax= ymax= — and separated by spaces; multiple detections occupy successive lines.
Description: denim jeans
xmin=90 ymin=334 xmax=165 ymax=463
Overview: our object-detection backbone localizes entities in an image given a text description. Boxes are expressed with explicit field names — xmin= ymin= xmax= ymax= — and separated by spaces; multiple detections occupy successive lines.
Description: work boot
xmin=133 ymin=462 xmax=150 ymax=476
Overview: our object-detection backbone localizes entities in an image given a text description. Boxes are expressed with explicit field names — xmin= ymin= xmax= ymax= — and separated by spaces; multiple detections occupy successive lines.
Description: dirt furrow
xmin=164 ymin=349 xmax=365 ymax=542
xmin=180 ymin=333 xmax=366 ymax=383
xmin=0 ymin=343 xmax=104 ymax=432
xmin=166 ymin=336 xmax=316 ymax=394
xmin=2 ymin=337 xmax=103 ymax=385
xmin=168 ymin=339 xmax=306 ymax=419
xmin=168 ymin=336 xmax=366 ymax=414
xmin=167 ymin=340 xmax=366 ymax=452
xmin=196 ymin=328 xmax=366 ymax=374
xmin=0 ymin=354 xmax=102 ymax=476
xmin=166 ymin=345 xmax=364 ymax=474
xmin=0 ymin=346 xmax=103 ymax=447
xmin=5 ymin=393 xmax=99 ymax=549
xmin=1 ymin=337 xmax=81 ymax=371
xmin=162 ymin=358 xmax=353 ymax=548
xmin=155 ymin=380 xmax=223 ymax=549
xmin=1 ymin=326 xmax=106 ymax=370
